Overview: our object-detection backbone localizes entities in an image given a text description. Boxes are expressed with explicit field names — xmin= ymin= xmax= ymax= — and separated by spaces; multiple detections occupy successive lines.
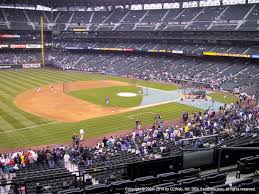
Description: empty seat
xmin=204 ymin=173 xmax=226 ymax=187
xmin=232 ymin=177 xmax=253 ymax=187
xmin=181 ymin=178 xmax=204 ymax=188
xmin=239 ymin=179 xmax=259 ymax=190
xmin=57 ymin=188 xmax=83 ymax=194
xmin=111 ymin=180 xmax=136 ymax=193
xmin=157 ymin=172 xmax=180 ymax=183
xmin=212 ymin=183 xmax=230 ymax=194
xmin=239 ymin=156 xmax=254 ymax=162
xmin=84 ymin=184 xmax=110 ymax=194
xmin=135 ymin=176 xmax=158 ymax=187
xmin=178 ymin=177 xmax=197 ymax=183
xmin=179 ymin=168 xmax=200 ymax=179
xmin=236 ymin=157 xmax=258 ymax=179
xmin=184 ymin=191 xmax=203 ymax=194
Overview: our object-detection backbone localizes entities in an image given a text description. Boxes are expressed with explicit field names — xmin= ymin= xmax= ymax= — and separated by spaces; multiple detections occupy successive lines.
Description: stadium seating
xmin=54 ymin=166 xmax=259 ymax=194
xmin=0 ymin=3 xmax=259 ymax=31
xmin=236 ymin=156 xmax=259 ymax=178
xmin=1 ymin=47 xmax=258 ymax=92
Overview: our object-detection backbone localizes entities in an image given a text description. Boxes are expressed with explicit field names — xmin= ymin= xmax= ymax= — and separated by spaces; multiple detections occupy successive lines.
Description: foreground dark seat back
xmin=240 ymin=180 xmax=259 ymax=190
xmin=236 ymin=158 xmax=258 ymax=178
xmin=179 ymin=168 xmax=200 ymax=179
xmin=184 ymin=191 xmax=203 ymax=194
xmin=127 ymin=191 xmax=155 ymax=194
xmin=181 ymin=179 xmax=204 ymax=188
xmin=254 ymin=156 xmax=259 ymax=165
xmin=239 ymin=156 xmax=254 ymax=162
xmin=135 ymin=176 xmax=158 ymax=187
xmin=157 ymin=172 xmax=180 ymax=183
xmin=204 ymin=173 xmax=227 ymax=187
xmin=212 ymin=183 xmax=230 ymax=194
xmin=232 ymin=177 xmax=253 ymax=187
xmin=111 ymin=180 xmax=136 ymax=194
xmin=57 ymin=188 xmax=83 ymax=194
xmin=85 ymin=184 xmax=110 ymax=194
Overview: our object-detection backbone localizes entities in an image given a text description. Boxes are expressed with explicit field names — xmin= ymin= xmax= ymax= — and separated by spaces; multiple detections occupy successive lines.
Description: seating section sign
xmin=203 ymin=52 xmax=250 ymax=58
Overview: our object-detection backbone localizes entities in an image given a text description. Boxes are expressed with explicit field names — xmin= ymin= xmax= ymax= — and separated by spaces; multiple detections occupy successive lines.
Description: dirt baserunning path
xmin=15 ymin=80 xmax=131 ymax=122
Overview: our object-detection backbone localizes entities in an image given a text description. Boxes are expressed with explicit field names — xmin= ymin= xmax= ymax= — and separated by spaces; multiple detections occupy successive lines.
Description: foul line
xmin=127 ymin=112 xmax=157 ymax=120
xmin=130 ymin=99 xmax=180 ymax=110
xmin=0 ymin=121 xmax=60 ymax=134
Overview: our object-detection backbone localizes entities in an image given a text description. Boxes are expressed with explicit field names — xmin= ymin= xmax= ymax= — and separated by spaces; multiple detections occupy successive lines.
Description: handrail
xmin=181 ymin=134 xmax=219 ymax=141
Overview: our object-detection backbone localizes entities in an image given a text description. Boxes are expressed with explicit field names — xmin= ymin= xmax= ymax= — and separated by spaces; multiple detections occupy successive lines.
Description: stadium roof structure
xmin=1 ymin=0 xmax=202 ymax=8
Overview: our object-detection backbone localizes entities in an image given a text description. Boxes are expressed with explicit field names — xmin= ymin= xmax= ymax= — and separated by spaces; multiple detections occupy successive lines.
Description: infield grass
xmin=69 ymin=86 xmax=143 ymax=108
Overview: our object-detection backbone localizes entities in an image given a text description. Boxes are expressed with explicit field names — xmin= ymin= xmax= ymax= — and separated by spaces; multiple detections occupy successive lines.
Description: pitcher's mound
xmin=117 ymin=92 xmax=137 ymax=97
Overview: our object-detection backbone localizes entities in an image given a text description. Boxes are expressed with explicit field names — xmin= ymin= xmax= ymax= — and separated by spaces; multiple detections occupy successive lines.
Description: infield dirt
xmin=15 ymin=80 xmax=131 ymax=122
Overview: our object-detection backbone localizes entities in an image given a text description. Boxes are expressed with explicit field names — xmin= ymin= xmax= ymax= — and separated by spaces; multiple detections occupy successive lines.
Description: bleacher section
xmin=47 ymin=50 xmax=259 ymax=92
xmin=0 ymin=47 xmax=258 ymax=92
xmin=0 ymin=4 xmax=258 ymax=31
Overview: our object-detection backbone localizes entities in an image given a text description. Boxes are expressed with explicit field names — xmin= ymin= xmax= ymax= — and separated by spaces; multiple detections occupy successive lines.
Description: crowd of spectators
xmin=1 ymin=3 xmax=259 ymax=31
xmin=48 ymin=50 xmax=258 ymax=92
xmin=1 ymin=97 xmax=258 ymax=183
xmin=0 ymin=51 xmax=40 ymax=65
xmin=0 ymin=44 xmax=258 ymax=93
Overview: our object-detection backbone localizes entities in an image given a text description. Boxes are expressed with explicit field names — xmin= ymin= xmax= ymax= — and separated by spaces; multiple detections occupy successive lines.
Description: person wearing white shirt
xmin=80 ymin=128 xmax=84 ymax=141
xmin=63 ymin=153 xmax=70 ymax=168
xmin=32 ymin=153 xmax=38 ymax=162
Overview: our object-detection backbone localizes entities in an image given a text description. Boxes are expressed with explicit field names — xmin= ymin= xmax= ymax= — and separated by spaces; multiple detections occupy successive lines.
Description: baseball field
xmin=0 ymin=68 xmax=218 ymax=150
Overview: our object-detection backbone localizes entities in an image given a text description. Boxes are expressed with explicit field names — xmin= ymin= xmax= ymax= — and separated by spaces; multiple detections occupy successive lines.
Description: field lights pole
xmin=40 ymin=16 xmax=45 ymax=67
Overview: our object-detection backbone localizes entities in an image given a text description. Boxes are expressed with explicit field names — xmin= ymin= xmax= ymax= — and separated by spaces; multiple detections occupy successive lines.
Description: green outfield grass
xmin=0 ymin=69 xmax=197 ymax=149
xmin=69 ymin=86 xmax=143 ymax=108
xmin=208 ymin=92 xmax=238 ymax=104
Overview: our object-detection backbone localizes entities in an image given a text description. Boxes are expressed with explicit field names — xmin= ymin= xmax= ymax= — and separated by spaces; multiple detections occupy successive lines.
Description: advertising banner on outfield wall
xmin=0 ymin=34 xmax=20 ymax=38
xmin=73 ymin=28 xmax=87 ymax=32
xmin=23 ymin=63 xmax=41 ymax=68
xmin=0 ymin=65 xmax=11 ymax=69
xmin=158 ymin=50 xmax=167 ymax=53
xmin=251 ymin=55 xmax=259 ymax=58
xmin=203 ymin=52 xmax=250 ymax=58
xmin=203 ymin=52 xmax=217 ymax=56
xmin=10 ymin=44 xmax=26 ymax=49
xmin=171 ymin=50 xmax=184 ymax=54
xmin=0 ymin=45 xmax=9 ymax=48
xmin=107 ymin=48 xmax=123 ymax=51
xmin=148 ymin=49 xmax=159 ymax=52
xmin=26 ymin=44 xmax=42 ymax=49
xmin=123 ymin=48 xmax=134 ymax=52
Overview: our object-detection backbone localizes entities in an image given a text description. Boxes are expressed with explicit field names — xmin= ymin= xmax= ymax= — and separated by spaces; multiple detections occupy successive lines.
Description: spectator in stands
xmin=63 ymin=152 xmax=70 ymax=168
xmin=0 ymin=101 xmax=257 ymax=183
xmin=80 ymin=128 xmax=85 ymax=141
